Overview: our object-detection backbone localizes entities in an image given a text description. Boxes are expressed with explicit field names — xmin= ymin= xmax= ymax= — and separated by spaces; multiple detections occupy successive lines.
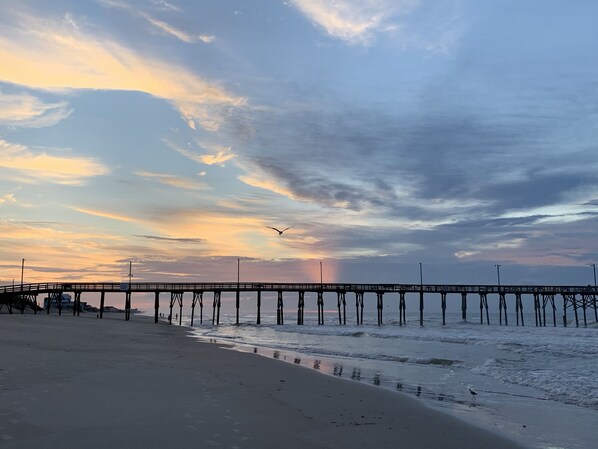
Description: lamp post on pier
xmin=20 ymin=258 xmax=25 ymax=291
xmin=495 ymin=264 xmax=501 ymax=289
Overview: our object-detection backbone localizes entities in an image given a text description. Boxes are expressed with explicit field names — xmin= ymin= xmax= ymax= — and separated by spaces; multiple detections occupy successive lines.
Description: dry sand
xmin=0 ymin=313 xmax=526 ymax=448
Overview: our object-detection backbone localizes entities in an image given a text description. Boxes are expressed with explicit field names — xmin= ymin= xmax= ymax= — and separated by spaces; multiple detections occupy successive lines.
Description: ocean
xmin=178 ymin=296 xmax=597 ymax=449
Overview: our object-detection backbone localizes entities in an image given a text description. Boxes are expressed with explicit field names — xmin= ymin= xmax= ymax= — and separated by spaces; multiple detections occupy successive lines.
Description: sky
xmin=1 ymin=0 xmax=597 ymax=289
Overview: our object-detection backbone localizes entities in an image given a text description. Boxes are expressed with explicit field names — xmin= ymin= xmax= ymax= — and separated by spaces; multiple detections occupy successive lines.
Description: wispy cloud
xmin=0 ymin=139 xmax=109 ymax=185
xmin=0 ymin=9 xmax=244 ymax=130
xmin=98 ymin=0 xmax=215 ymax=44
xmin=135 ymin=234 xmax=205 ymax=244
xmin=165 ymin=140 xmax=236 ymax=166
xmin=134 ymin=170 xmax=209 ymax=190
xmin=0 ymin=193 xmax=16 ymax=205
xmin=71 ymin=207 xmax=137 ymax=223
xmin=290 ymin=0 xmax=419 ymax=45
xmin=0 ymin=91 xmax=72 ymax=128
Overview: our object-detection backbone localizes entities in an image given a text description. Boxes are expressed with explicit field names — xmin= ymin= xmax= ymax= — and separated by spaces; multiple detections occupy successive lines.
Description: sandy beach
xmin=0 ymin=313 xmax=526 ymax=449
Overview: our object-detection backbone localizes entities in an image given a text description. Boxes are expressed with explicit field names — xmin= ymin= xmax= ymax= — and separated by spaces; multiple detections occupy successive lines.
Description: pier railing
xmin=1 ymin=281 xmax=596 ymax=328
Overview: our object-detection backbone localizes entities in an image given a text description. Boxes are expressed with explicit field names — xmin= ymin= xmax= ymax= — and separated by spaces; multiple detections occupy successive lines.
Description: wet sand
xmin=0 ymin=313 xmax=526 ymax=448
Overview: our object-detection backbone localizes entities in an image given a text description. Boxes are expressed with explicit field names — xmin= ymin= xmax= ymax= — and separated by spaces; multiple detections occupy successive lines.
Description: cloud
xmin=0 ymin=139 xmax=109 ymax=185
xmin=290 ymin=0 xmax=419 ymax=45
xmin=135 ymin=234 xmax=205 ymax=244
xmin=98 ymin=0 xmax=215 ymax=44
xmin=0 ymin=193 xmax=16 ymax=205
xmin=0 ymin=91 xmax=72 ymax=128
xmin=140 ymin=13 xmax=215 ymax=43
xmin=71 ymin=207 xmax=137 ymax=223
xmin=0 ymin=9 xmax=244 ymax=130
xmin=165 ymin=140 xmax=236 ymax=166
xmin=134 ymin=170 xmax=209 ymax=190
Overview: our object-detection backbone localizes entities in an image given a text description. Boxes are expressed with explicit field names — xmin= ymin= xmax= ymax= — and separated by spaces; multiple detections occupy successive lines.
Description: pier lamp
xmin=20 ymin=258 xmax=25 ymax=291
xmin=495 ymin=264 xmax=501 ymax=289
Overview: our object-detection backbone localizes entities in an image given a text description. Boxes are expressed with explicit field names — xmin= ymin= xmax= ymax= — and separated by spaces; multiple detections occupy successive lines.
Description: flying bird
xmin=267 ymin=226 xmax=294 ymax=235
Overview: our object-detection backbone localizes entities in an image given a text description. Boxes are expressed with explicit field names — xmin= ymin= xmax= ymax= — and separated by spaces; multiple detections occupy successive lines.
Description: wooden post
xmin=297 ymin=291 xmax=305 ymax=325
xmin=277 ymin=290 xmax=284 ymax=325
xmin=154 ymin=291 xmax=159 ymax=324
xmin=479 ymin=293 xmax=489 ymax=325
xmin=440 ymin=292 xmax=447 ymax=325
xmin=572 ymin=294 xmax=579 ymax=328
xmin=256 ymin=289 xmax=261 ymax=325
xmin=376 ymin=292 xmax=384 ymax=326
xmin=399 ymin=292 xmax=406 ymax=325
xmin=337 ymin=291 xmax=346 ymax=325
xmin=124 ymin=291 xmax=131 ymax=321
xmin=169 ymin=293 xmax=175 ymax=325
xmin=419 ymin=289 xmax=424 ymax=326
xmin=515 ymin=293 xmax=523 ymax=326
xmin=354 ymin=291 xmax=364 ymax=325
xmin=499 ymin=292 xmax=507 ymax=326
xmin=100 ymin=291 xmax=105 ymax=319
xmin=562 ymin=294 xmax=568 ymax=327
xmin=191 ymin=291 xmax=203 ymax=326
xmin=317 ymin=291 xmax=324 ymax=325
xmin=534 ymin=293 xmax=544 ymax=327
xmin=179 ymin=292 xmax=183 ymax=326
xmin=461 ymin=292 xmax=467 ymax=321
xmin=216 ymin=291 xmax=221 ymax=325
xmin=235 ymin=289 xmax=240 ymax=326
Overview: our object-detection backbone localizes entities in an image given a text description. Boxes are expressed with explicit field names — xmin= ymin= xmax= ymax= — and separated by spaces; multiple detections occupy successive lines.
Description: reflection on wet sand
xmin=256 ymin=345 xmax=458 ymax=405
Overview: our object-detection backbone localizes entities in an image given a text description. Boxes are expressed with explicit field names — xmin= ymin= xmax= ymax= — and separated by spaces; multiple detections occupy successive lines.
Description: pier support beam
xmin=212 ymin=291 xmax=221 ymax=325
xmin=317 ymin=291 xmax=324 ymax=325
xmin=235 ymin=289 xmax=240 ymax=325
xmin=419 ymin=289 xmax=424 ymax=327
xmin=337 ymin=291 xmax=346 ymax=325
xmin=542 ymin=294 xmax=557 ymax=327
xmin=256 ymin=289 xmax=261 ymax=325
xmin=461 ymin=292 xmax=467 ymax=321
xmin=562 ymin=293 xmax=578 ymax=327
xmin=440 ymin=292 xmax=447 ymax=325
xmin=191 ymin=291 xmax=203 ymax=326
xmin=154 ymin=291 xmax=159 ymax=323
xmin=498 ymin=292 xmax=507 ymax=326
xmin=376 ymin=292 xmax=384 ymax=326
xmin=169 ymin=292 xmax=183 ymax=325
xmin=297 ymin=291 xmax=305 ymax=325
xmin=73 ymin=291 xmax=81 ymax=316
xmin=515 ymin=293 xmax=524 ymax=326
xmin=124 ymin=291 xmax=132 ymax=321
xmin=580 ymin=294 xmax=593 ymax=327
xmin=399 ymin=292 xmax=406 ymax=325
xmin=355 ymin=292 xmax=364 ymax=325
xmin=277 ymin=291 xmax=284 ymax=325
xmin=100 ymin=291 xmax=105 ymax=319
xmin=479 ymin=293 xmax=489 ymax=325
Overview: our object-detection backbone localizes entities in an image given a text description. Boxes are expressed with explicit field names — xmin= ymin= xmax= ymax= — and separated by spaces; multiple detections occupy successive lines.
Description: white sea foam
xmin=190 ymin=310 xmax=598 ymax=449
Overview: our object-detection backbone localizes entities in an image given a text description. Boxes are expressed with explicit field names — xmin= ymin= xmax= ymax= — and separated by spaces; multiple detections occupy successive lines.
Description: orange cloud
xmin=0 ymin=139 xmax=109 ymax=185
xmin=71 ymin=207 xmax=138 ymax=223
xmin=134 ymin=170 xmax=209 ymax=190
xmin=0 ymin=10 xmax=245 ymax=131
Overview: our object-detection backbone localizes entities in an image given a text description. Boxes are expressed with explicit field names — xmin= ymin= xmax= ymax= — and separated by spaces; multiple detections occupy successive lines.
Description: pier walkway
xmin=1 ymin=281 xmax=597 ymax=328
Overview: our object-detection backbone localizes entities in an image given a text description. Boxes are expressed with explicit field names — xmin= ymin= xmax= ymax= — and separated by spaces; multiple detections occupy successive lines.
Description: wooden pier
xmin=1 ymin=281 xmax=597 ymax=328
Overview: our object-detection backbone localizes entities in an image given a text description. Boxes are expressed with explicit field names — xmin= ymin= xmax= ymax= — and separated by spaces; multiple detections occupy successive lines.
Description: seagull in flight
xmin=267 ymin=226 xmax=294 ymax=235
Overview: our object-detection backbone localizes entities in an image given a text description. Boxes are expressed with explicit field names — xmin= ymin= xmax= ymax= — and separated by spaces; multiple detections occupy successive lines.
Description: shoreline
xmin=1 ymin=313 xmax=526 ymax=448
